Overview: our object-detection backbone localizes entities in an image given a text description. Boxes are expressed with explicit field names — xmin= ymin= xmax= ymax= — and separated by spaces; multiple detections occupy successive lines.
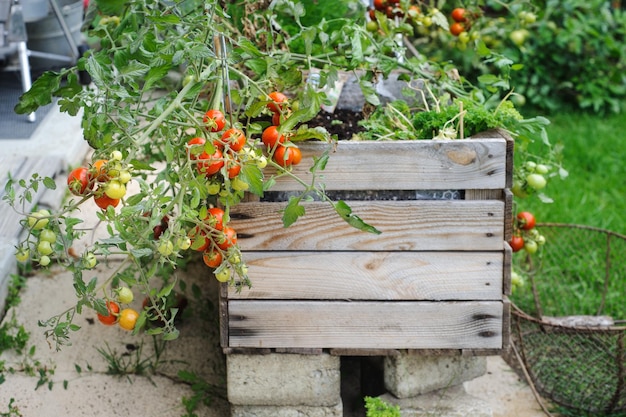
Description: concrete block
xmin=379 ymin=385 xmax=493 ymax=417
xmin=227 ymin=353 xmax=341 ymax=406
xmin=231 ymin=401 xmax=343 ymax=417
xmin=0 ymin=238 xmax=18 ymax=318
xmin=384 ymin=354 xmax=487 ymax=398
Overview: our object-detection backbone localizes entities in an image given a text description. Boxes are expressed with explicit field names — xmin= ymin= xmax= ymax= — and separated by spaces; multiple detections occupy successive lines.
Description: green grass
xmin=517 ymin=110 xmax=626 ymax=234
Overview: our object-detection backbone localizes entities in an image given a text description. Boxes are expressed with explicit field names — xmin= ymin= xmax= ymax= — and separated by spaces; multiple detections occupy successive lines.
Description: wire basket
xmin=510 ymin=223 xmax=626 ymax=415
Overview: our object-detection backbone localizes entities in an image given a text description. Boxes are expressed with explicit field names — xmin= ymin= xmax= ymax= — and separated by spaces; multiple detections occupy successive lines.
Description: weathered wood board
xmin=221 ymin=135 xmax=513 ymax=354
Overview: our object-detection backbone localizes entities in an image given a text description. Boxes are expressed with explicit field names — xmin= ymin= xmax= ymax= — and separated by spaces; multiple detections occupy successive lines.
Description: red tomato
xmin=517 ymin=211 xmax=536 ymax=230
xmin=273 ymin=145 xmax=302 ymax=167
xmin=373 ymin=0 xmax=386 ymax=11
xmin=67 ymin=166 xmax=93 ymax=196
xmin=266 ymin=91 xmax=288 ymax=113
xmin=451 ymin=7 xmax=466 ymax=22
xmin=272 ymin=112 xmax=282 ymax=126
xmin=221 ymin=128 xmax=246 ymax=152
xmin=189 ymin=226 xmax=209 ymax=251
xmin=205 ymin=207 xmax=225 ymax=231
xmin=196 ymin=149 xmax=224 ymax=177
xmin=262 ymin=125 xmax=286 ymax=149
xmin=509 ymin=235 xmax=525 ymax=252
xmin=450 ymin=22 xmax=465 ymax=36
xmin=227 ymin=162 xmax=241 ymax=179
xmin=202 ymin=248 xmax=223 ymax=268
xmin=94 ymin=194 xmax=120 ymax=210
xmin=97 ymin=301 xmax=120 ymax=325
xmin=203 ymin=109 xmax=226 ymax=132
xmin=217 ymin=227 xmax=237 ymax=250
xmin=187 ymin=137 xmax=206 ymax=160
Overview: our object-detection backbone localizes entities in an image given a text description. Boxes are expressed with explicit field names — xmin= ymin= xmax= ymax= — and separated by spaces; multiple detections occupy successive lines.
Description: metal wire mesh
xmin=511 ymin=223 xmax=626 ymax=415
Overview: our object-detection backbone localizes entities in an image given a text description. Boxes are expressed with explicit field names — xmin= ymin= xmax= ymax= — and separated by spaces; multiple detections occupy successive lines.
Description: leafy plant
xmin=364 ymin=396 xmax=401 ymax=417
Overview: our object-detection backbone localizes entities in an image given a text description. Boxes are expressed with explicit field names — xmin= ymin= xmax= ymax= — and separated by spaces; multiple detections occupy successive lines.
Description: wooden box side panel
xmin=228 ymin=251 xmax=504 ymax=301
xmin=265 ymin=138 xmax=509 ymax=192
xmin=227 ymin=300 xmax=504 ymax=350
xmin=231 ymin=200 xmax=505 ymax=251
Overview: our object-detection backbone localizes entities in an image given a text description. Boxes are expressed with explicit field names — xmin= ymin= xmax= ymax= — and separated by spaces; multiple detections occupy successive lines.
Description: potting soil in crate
xmin=221 ymin=133 xmax=513 ymax=355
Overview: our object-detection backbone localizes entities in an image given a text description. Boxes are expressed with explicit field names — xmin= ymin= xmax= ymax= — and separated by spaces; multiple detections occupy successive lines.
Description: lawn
xmin=517 ymin=110 xmax=626 ymax=234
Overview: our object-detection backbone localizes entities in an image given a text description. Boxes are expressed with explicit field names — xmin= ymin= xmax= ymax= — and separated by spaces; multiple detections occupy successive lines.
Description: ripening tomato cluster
xmin=263 ymin=91 xmax=303 ymax=167
xmin=96 ymin=286 xmax=139 ymax=331
xmin=187 ymin=206 xmax=238 ymax=282
xmin=511 ymin=161 xmax=551 ymax=199
xmin=187 ymin=108 xmax=265 ymax=194
xmin=67 ymin=150 xmax=132 ymax=210
xmin=509 ymin=211 xmax=545 ymax=254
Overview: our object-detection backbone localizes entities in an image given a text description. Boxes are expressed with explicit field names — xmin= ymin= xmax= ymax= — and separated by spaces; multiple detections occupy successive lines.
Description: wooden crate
xmin=221 ymin=132 xmax=514 ymax=355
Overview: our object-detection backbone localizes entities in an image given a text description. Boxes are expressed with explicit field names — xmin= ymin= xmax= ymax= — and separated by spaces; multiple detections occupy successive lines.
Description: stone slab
xmin=379 ymin=385 xmax=493 ymax=417
xmin=231 ymin=401 xmax=343 ymax=417
xmin=227 ymin=353 xmax=341 ymax=407
xmin=384 ymin=354 xmax=487 ymax=398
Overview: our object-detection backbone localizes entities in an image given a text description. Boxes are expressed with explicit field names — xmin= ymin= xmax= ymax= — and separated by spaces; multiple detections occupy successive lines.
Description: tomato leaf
xmin=42 ymin=177 xmax=57 ymax=190
xmin=241 ymin=164 xmax=264 ymax=196
xmin=14 ymin=71 xmax=62 ymax=114
xmin=282 ymin=196 xmax=305 ymax=228
xmin=333 ymin=200 xmax=381 ymax=235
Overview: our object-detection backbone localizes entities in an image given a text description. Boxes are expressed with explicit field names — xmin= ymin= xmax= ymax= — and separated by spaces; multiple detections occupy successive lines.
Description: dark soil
xmin=309 ymin=108 xmax=366 ymax=140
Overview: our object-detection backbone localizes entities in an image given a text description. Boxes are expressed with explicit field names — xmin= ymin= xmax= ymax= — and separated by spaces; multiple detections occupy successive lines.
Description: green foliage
xmin=364 ymin=396 xmax=401 ymax=417
xmin=0 ymin=399 xmax=22 ymax=417
xmin=2 ymin=275 xmax=26 ymax=316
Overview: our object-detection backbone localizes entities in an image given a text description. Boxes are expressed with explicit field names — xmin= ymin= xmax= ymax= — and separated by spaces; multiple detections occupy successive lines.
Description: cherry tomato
xmin=196 ymin=149 xmax=225 ymax=177
xmin=67 ymin=166 xmax=93 ymax=196
xmin=267 ymin=91 xmax=288 ymax=113
xmin=516 ymin=211 xmax=536 ymax=230
xmin=262 ymin=125 xmax=286 ymax=149
xmin=215 ymin=267 xmax=231 ymax=283
xmin=187 ymin=137 xmax=206 ymax=160
xmin=227 ymin=161 xmax=241 ymax=179
xmin=524 ymin=239 xmax=538 ymax=254
xmin=273 ymin=145 xmax=302 ymax=167
xmin=373 ymin=0 xmax=386 ymax=11
xmin=526 ymin=173 xmax=547 ymax=190
xmin=509 ymin=235 xmax=525 ymax=252
xmin=157 ymin=239 xmax=174 ymax=256
xmin=217 ymin=227 xmax=237 ymax=250
xmin=221 ymin=128 xmax=246 ymax=152
xmin=39 ymin=229 xmax=57 ymax=243
xmin=204 ymin=207 xmax=225 ymax=231
xmin=92 ymin=159 xmax=110 ymax=182
xmin=203 ymin=109 xmax=226 ymax=132
xmin=189 ymin=226 xmax=210 ymax=251
xmin=27 ymin=209 xmax=50 ymax=230
xmin=451 ymin=8 xmax=466 ymax=22
xmin=117 ymin=287 xmax=134 ymax=304
xmin=272 ymin=112 xmax=283 ymax=126
xmin=104 ymin=180 xmax=126 ymax=200
xmin=202 ymin=248 xmax=223 ymax=268
xmin=97 ymin=301 xmax=120 ymax=325
xmin=118 ymin=308 xmax=139 ymax=331
xmin=450 ymin=22 xmax=465 ymax=36
xmin=94 ymin=194 xmax=120 ymax=210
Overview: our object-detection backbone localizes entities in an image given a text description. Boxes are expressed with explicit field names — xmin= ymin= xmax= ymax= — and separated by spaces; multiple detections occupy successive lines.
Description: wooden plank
xmin=231 ymin=200 xmax=505 ymax=251
xmin=264 ymin=139 xmax=508 ymax=192
xmin=227 ymin=300 xmax=504 ymax=350
xmin=228 ymin=251 xmax=504 ymax=301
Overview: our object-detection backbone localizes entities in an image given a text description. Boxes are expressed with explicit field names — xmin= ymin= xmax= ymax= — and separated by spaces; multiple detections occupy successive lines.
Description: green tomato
xmin=526 ymin=173 xmax=547 ymax=190
xmin=524 ymin=239 xmax=538 ymax=254
xmin=215 ymin=267 xmax=231 ymax=283
xmin=231 ymin=177 xmax=249 ymax=191
xmin=39 ymin=229 xmax=57 ymax=243
xmin=37 ymin=240 xmax=54 ymax=256
xmin=118 ymin=170 xmax=132 ymax=184
xmin=83 ymin=252 xmax=97 ymax=269
xmin=104 ymin=180 xmax=126 ymax=200
xmin=157 ymin=239 xmax=174 ymax=256
xmin=535 ymin=164 xmax=549 ymax=175
xmin=511 ymin=180 xmax=528 ymax=198
xmin=39 ymin=255 xmax=51 ymax=267
xmin=176 ymin=236 xmax=191 ymax=251
xmin=28 ymin=209 xmax=50 ymax=230
xmin=510 ymin=29 xmax=529 ymax=46
xmin=256 ymin=155 xmax=268 ymax=169
xmin=207 ymin=182 xmax=221 ymax=195
xmin=524 ymin=161 xmax=537 ymax=172
xmin=15 ymin=248 xmax=30 ymax=263
xmin=110 ymin=150 xmax=123 ymax=161
xmin=117 ymin=287 xmax=134 ymax=304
